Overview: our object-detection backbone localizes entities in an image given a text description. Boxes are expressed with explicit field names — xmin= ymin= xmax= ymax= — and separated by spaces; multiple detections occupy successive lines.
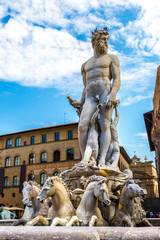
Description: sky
xmin=0 ymin=0 xmax=160 ymax=164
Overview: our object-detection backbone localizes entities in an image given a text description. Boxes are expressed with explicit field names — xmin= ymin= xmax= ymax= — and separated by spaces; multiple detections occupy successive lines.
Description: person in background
xmin=150 ymin=212 xmax=154 ymax=218
xmin=146 ymin=211 xmax=150 ymax=218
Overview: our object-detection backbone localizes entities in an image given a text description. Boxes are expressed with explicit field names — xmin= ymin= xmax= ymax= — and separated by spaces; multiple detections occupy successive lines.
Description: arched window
xmin=53 ymin=172 xmax=60 ymax=177
xmin=28 ymin=174 xmax=35 ymax=181
xmin=13 ymin=176 xmax=19 ymax=186
xmin=4 ymin=177 xmax=9 ymax=187
xmin=54 ymin=150 xmax=60 ymax=162
xmin=5 ymin=157 xmax=11 ymax=167
xmin=14 ymin=156 xmax=20 ymax=166
xmin=40 ymin=173 xmax=47 ymax=185
xmin=41 ymin=152 xmax=47 ymax=163
xmin=29 ymin=153 xmax=35 ymax=164
xmin=15 ymin=138 xmax=21 ymax=147
xmin=67 ymin=149 xmax=74 ymax=160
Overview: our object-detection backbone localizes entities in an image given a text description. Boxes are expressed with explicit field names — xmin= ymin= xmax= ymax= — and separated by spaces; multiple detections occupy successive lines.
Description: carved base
xmin=0 ymin=226 xmax=159 ymax=240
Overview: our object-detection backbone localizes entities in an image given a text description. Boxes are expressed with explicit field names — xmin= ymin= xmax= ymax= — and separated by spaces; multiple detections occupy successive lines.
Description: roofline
xmin=120 ymin=146 xmax=132 ymax=164
xmin=132 ymin=170 xmax=155 ymax=179
xmin=0 ymin=122 xmax=78 ymax=138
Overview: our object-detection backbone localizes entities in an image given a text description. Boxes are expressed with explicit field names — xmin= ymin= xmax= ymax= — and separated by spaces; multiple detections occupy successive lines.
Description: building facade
xmin=144 ymin=65 xmax=160 ymax=194
xmin=0 ymin=122 xmax=131 ymax=208
xmin=151 ymin=65 xmax=160 ymax=193
xmin=130 ymin=155 xmax=159 ymax=198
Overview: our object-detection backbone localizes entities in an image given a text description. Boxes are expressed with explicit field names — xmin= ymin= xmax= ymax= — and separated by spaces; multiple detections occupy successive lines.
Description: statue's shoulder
xmin=81 ymin=62 xmax=86 ymax=72
xmin=108 ymin=53 xmax=120 ymax=67
xmin=81 ymin=57 xmax=93 ymax=72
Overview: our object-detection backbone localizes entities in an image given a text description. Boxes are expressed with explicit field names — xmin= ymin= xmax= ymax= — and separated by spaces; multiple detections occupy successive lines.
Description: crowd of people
xmin=146 ymin=211 xmax=160 ymax=218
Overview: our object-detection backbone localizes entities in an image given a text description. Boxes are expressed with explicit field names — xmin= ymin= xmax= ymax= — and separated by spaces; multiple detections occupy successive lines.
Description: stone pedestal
xmin=0 ymin=226 xmax=159 ymax=240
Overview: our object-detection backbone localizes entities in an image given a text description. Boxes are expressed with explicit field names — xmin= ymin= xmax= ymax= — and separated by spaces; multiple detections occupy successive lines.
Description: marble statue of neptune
xmin=68 ymin=28 xmax=121 ymax=166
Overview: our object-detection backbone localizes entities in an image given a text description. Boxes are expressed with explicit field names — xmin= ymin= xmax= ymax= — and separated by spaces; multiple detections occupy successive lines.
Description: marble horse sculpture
xmin=67 ymin=175 xmax=111 ymax=226
xmin=12 ymin=204 xmax=33 ymax=226
xmin=112 ymin=180 xmax=151 ymax=227
xmin=31 ymin=177 xmax=76 ymax=227
xmin=14 ymin=181 xmax=50 ymax=226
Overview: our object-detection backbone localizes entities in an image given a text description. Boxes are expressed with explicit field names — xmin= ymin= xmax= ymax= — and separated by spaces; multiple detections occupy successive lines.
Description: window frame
xmin=15 ymin=137 xmax=21 ymax=147
xmin=6 ymin=139 xmax=12 ymax=148
xmin=68 ymin=130 xmax=73 ymax=139
xmin=40 ymin=173 xmax=47 ymax=185
xmin=41 ymin=152 xmax=47 ymax=163
xmin=28 ymin=174 xmax=35 ymax=181
xmin=31 ymin=136 xmax=35 ymax=144
xmin=29 ymin=153 xmax=35 ymax=164
xmin=13 ymin=176 xmax=19 ymax=186
xmin=53 ymin=172 xmax=60 ymax=177
xmin=5 ymin=157 xmax=11 ymax=167
xmin=4 ymin=177 xmax=9 ymax=187
xmin=55 ymin=132 xmax=60 ymax=141
xmin=67 ymin=148 xmax=74 ymax=160
xmin=54 ymin=150 xmax=60 ymax=162
xmin=42 ymin=134 xmax=47 ymax=143
xmin=14 ymin=156 xmax=20 ymax=166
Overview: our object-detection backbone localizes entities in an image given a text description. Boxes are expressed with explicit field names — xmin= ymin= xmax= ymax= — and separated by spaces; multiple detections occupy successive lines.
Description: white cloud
xmin=0 ymin=4 xmax=8 ymax=19
xmin=122 ymin=143 xmax=146 ymax=148
xmin=121 ymin=94 xmax=152 ymax=106
xmin=135 ymin=132 xmax=147 ymax=139
xmin=0 ymin=0 xmax=160 ymax=102
xmin=0 ymin=18 xmax=92 ymax=91
xmin=116 ymin=0 xmax=160 ymax=54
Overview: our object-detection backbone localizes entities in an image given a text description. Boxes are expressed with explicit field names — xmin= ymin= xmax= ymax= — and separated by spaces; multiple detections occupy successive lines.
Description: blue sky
xmin=0 ymin=0 xmax=160 ymax=163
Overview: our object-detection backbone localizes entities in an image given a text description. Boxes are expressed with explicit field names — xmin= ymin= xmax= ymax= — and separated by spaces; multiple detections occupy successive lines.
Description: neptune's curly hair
xmin=91 ymin=28 xmax=109 ymax=48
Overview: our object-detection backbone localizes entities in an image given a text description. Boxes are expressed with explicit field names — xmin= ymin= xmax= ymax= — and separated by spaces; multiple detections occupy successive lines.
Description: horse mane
xmin=85 ymin=175 xmax=107 ymax=189
xmin=50 ymin=177 xmax=70 ymax=197
xmin=29 ymin=181 xmax=41 ymax=189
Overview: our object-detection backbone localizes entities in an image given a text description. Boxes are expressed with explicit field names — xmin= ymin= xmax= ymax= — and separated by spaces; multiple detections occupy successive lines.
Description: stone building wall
xmin=119 ymin=147 xmax=131 ymax=170
xmin=130 ymin=155 xmax=159 ymax=198
xmin=151 ymin=65 xmax=160 ymax=194
xmin=0 ymin=123 xmax=81 ymax=208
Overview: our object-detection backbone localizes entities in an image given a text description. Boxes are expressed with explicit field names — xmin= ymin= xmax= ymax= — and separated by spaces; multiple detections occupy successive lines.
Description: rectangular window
xmin=55 ymin=132 xmax=60 ymax=141
xmin=31 ymin=136 xmax=35 ymax=144
xmin=6 ymin=139 xmax=12 ymax=148
xmin=15 ymin=138 xmax=21 ymax=147
xmin=42 ymin=134 xmax=47 ymax=143
xmin=68 ymin=130 xmax=73 ymax=139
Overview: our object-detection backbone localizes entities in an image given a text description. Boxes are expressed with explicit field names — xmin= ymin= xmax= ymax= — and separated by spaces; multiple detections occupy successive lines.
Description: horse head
xmin=94 ymin=179 xmax=111 ymax=207
xmin=124 ymin=180 xmax=147 ymax=200
xmin=22 ymin=181 xmax=39 ymax=205
xmin=37 ymin=177 xmax=54 ymax=203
